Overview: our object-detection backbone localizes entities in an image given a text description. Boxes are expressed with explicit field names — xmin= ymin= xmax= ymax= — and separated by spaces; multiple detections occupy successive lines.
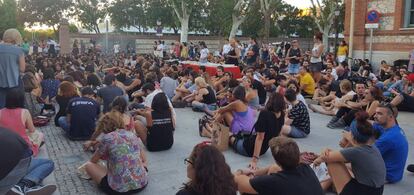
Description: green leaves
xmin=0 ymin=0 xmax=18 ymax=36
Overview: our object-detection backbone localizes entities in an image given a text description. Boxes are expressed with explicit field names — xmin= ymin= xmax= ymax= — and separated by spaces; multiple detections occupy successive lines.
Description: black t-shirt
xmin=0 ymin=127 xmax=29 ymax=180
xmin=288 ymin=48 xmax=301 ymax=64
xmin=247 ymin=44 xmax=260 ymax=64
xmin=243 ymin=111 xmax=284 ymax=156
xmin=329 ymin=80 xmax=342 ymax=98
xmin=250 ymin=164 xmax=324 ymax=195
xmin=202 ymin=86 xmax=217 ymax=104
xmin=252 ymin=80 xmax=267 ymax=104
xmin=147 ymin=111 xmax=174 ymax=152
xmin=288 ymin=101 xmax=310 ymax=134
xmin=67 ymin=97 xmax=100 ymax=140
xmin=55 ymin=95 xmax=78 ymax=125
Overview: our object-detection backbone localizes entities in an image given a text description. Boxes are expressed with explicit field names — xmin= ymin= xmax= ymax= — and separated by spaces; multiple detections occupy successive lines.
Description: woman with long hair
xmin=55 ymin=81 xmax=79 ymax=126
xmin=85 ymin=111 xmax=148 ymax=194
xmin=231 ymin=92 xmax=286 ymax=170
xmin=135 ymin=92 xmax=175 ymax=151
xmin=306 ymin=32 xmax=325 ymax=83
xmin=177 ymin=143 xmax=237 ymax=195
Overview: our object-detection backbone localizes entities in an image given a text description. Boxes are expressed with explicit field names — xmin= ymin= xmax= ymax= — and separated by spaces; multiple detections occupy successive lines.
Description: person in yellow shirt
xmin=299 ymin=66 xmax=316 ymax=96
xmin=337 ymin=41 xmax=348 ymax=63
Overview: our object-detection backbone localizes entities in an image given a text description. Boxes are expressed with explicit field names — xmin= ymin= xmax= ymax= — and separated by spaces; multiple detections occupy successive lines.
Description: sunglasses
xmin=184 ymin=158 xmax=193 ymax=165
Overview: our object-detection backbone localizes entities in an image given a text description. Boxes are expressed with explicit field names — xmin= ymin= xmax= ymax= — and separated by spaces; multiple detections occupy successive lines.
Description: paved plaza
xmin=38 ymin=108 xmax=414 ymax=195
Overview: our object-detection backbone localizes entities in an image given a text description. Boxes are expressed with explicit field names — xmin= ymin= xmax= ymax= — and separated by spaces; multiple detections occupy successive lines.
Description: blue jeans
xmin=58 ymin=116 xmax=70 ymax=133
xmin=0 ymin=157 xmax=31 ymax=194
xmin=384 ymin=80 xmax=404 ymax=97
xmin=288 ymin=63 xmax=300 ymax=74
xmin=192 ymin=102 xmax=217 ymax=112
xmin=288 ymin=126 xmax=308 ymax=138
xmin=23 ymin=158 xmax=54 ymax=184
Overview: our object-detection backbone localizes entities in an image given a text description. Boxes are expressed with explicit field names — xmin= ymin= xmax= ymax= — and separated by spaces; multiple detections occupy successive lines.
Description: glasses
xmin=184 ymin=158 xmax=193 ymax=165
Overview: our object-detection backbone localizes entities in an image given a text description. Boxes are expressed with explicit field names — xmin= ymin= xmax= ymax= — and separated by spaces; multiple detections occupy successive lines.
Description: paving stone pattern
xmin=39 ymin=109 xmax=414 ymax=195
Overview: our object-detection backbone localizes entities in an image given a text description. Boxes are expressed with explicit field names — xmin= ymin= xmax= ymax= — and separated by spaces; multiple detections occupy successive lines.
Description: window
xmin=404 ymin=0 xmax=414 ymax=27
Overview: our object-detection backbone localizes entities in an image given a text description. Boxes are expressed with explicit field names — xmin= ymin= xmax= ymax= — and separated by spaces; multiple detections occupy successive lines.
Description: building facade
xmin=344 ymin=0 xmax=414 ymax=67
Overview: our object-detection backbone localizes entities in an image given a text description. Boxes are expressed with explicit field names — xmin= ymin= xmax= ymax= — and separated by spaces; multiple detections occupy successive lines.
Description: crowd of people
xmin=0 ymin=27 xmax=413 ymax=195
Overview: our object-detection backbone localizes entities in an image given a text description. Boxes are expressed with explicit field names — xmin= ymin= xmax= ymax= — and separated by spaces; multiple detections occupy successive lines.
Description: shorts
xmin=340 ymin=179 xmax=383 ymax=195
xmin=288 ymin=126 xmax=308 ymax=138
xmin=288 ymin=63 xmax=300 ymax=74
xmin=233 ymin=138 xmax=249 ymax=157
xmin=100 ymin=175 xmax=146 ymax=195
xmin=309 ymin=62 xmax=323 ymax=73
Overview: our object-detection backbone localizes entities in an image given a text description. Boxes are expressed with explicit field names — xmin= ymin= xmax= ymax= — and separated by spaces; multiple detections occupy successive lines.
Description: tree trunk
xmin=180 ymin=16 xmax=189 ymax=43
xmin=264 ymin=13 xmax=271 ymax=44
xmin=322 ymin=27 xmax=330 ymax=53
xmin=229 ymin=15 xmax=244 ymax=40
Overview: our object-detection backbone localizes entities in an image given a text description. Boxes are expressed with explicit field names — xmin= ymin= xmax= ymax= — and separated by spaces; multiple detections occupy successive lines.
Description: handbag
xmin=231 ymin=127 xmax=256 ymax=151
xmin=33 ymin=116 xmax=50 ymax=127
xmin=211 ymin=122 xmax=230 ymax=151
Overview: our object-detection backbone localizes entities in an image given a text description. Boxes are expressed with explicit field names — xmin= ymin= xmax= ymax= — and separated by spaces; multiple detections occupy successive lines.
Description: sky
xmin=284 ymin=0 xmax=312 ymax=9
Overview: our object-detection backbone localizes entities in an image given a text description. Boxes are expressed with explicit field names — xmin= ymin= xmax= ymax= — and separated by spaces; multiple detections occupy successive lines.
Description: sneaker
xmin=407 ymin=164 xmax=414 ymax=173
xmin=327 ymin=119 xmax=346 ymax=129
xmin=8 ymin=185 xmax=26 ymax=195
xmin=26 ymin=184 xmax=57 ymax=195
xmin=326 ymin=117 xmax=339 ymax=127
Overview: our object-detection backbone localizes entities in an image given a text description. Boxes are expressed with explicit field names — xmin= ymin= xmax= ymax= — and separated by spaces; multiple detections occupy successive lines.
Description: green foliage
xmin=69 ymin=24 xmax=79 ymax=33
xmin=75 ymin=0 xmax=107 ymax=34
xmin=107 ymin=0 xmax=148 ymax=33
xmin=204 ymin=0 xmax=233 ymax=37
xmin=0 ymin=0 xmax=18 ymax=36
xmin=146 ymin=0 xmax=179 ymax=33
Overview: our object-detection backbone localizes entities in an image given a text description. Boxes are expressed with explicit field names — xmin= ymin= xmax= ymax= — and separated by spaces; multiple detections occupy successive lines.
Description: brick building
xmin=344 ymin=0 xmax=414 ymax=67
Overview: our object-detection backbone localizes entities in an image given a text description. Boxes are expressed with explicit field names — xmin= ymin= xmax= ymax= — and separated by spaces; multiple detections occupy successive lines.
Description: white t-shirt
xmin=200 ymin=48 xmax=209 ymax=63
xmin=114 ymin=44 xmax=120 ymax=53
xmin=222 ymin=44 xmax=232 ymax=55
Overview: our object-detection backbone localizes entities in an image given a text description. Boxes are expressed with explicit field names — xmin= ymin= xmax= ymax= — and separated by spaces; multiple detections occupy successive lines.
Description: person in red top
xmin=0 ymin=88 xmax=42 ymax=156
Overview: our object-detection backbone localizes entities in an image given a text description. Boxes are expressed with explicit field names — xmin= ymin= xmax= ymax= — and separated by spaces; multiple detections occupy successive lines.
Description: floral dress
xmin=97 ymin=129 xmax=148 ymax=192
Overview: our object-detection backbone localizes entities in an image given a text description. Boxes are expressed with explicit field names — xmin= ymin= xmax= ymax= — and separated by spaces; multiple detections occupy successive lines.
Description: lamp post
xmin=334 ymin=9 xmax=341 ymax=62
xmin=105 ymin=16 xmax=109 ymax=54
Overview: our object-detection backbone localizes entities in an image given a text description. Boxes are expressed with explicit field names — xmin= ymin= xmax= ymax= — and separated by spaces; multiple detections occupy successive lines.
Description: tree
xmin=107 ymin=0 xmax=147 ymax=33
xmin=146 ymin=0 xmax=180 ymax=34
xmin=203 ymin=0 xmax=233 ymax=37
xmin=18 ymin=0 xmax=73 ymax=34
xmin=309 ymin=0 xmax=342 ymax=50
xmin=75 ymin=0 xmax=107 ymax=34
xmin=169 ymin=0 xmax=205 ymax=42
xmin=0 ymin=0 xmax=18 ymax=36
xmin=259 ymin=0 xmax=282 ymax=43
xmin=229 ymin=0 xmax=252 ymax=40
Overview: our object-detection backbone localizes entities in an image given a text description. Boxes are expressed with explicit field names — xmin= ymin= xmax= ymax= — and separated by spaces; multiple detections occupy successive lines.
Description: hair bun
xmin=355 ymin=111 xmax=369 ymax=123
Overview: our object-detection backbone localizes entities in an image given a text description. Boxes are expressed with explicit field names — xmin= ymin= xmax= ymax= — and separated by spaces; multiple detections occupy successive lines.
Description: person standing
xmin=0 ymin=29 xmax=25 ymax=109
xmin=408 ymin=48 xmax=414 ymax=72
xmin=246 ymin=37 xmax=260 ymax=67
xmin=199 ymin=42 xmax=209 ymax=64
xmin=225 ymin=39 xmax=241 ymax=66
xmin=337 ymin=41 xmax=348 ymax=63
xmin=306 ymin=32 xmax=324 ymax=83
xmin=286 ymin=40 xmax=302 ymax=75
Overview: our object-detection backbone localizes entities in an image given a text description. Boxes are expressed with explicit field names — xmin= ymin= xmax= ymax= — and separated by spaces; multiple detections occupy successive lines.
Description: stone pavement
xmin=37 ymin=108 xmax=414 ymax=195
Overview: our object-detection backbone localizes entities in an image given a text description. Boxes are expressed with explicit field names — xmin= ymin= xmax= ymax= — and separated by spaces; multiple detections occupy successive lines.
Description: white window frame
xmin=404 ymin=0 xmax=414 ymax=27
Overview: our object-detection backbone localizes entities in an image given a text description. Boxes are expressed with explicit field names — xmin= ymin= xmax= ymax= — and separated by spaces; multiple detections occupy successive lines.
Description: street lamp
xmin=334 ymin=9 xmax=341 ymax=62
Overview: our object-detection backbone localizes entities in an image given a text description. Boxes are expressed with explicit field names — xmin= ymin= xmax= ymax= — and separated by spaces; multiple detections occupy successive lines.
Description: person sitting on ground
xmin=160 ymin=70 xmax=179 ymax=100
xmin=58 ymin=87 xmax=100 ymax=140
xmin=234 ymin=137 xmax=324 ymax=195
xmin=85 ymin=111 xmax=148 ymax=194
xmin=0 ymin=89 xmax=43 ymax=156
xmin=231 ymin=92 xmax=286 ymax=170
xmin=245 ymin=68 xmax=267 ymax=105
xmin=329 ymin=86 xmax=383 ymax=129
xmin=172 ymin=71 xmax=198 ymax=103
xmin=286 ymin=80 xmax=308 ymax=109
xmin=389 ymin=73 xmax=414 ymax=113
xmin=312 ymin=78 xmax=338 ymax=106
xmin=313 ymin=111 xmax=386 ymax=195
xmin=213 ymin=70 xmax=231 ymax=92
xmin=55 ymin=81 xmax=79 ymax=127
xmin=97 ymin=74 xmax=124 ymax=113
xmin=372 ymin=104 xmax=408 ymax=183
xmin=298 ymin=66 xmax=316 ymax=97
xmin=310 ymin=79 xmax=356 ymax=118
xmin=40 ymin=68 xmax=60 ymax=114
xmin=241 ymin=77 xmax=260 ymax=110
xmin=281 ymin=89 xmax=311 ymax=138
xmin=177 ymin=143 xmax=237 ymax=195
xmin=22 ymin=71 xmax=42 ymax=117
xmin=135 ymin=92 xmax=175 ymax=152
xmin=191 ymin=77 xmax=217 ymax=115
xmin=207 ymin=86 xmax=255 ymax=137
